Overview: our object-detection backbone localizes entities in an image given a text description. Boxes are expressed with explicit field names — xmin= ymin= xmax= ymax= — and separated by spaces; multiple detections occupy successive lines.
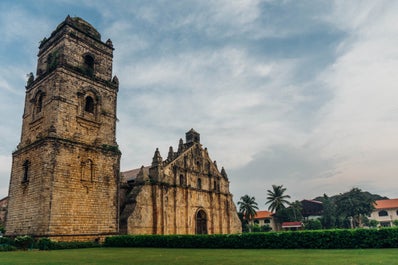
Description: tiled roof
xmin=374 ymin=198 xmax=398 ymax=209
xmin=282 ymin=221 xmax=303 ymax=228
xmin=121 ymin=166 xmax=150 ymax=182
xmin=254 ymin=210 xmax=273 ymax=219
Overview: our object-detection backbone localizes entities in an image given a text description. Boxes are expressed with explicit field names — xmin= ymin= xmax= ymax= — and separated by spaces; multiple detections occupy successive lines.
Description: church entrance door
xmin=196 ymin=210 xmax=207 ymax=234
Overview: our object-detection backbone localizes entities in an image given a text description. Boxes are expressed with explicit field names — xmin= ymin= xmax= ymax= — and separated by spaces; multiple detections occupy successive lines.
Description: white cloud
xmin=303 ymin=1 xmax=398 ymax=199
xmin=1 ymin=0 xmax=398 ymax=202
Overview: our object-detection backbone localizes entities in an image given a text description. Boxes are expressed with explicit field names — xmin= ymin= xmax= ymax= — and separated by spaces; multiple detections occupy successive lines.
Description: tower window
xmin=22 ymin=160 xmax=30 ymax=183
xmin=84 ymin=96 xmax=95 ymax=113
xmin=83 ymin=54 xmax=94 ymax=76
xmin=198 ymin=178 xmax=202 ymax=189
xmin=37 ymin=93 xmax=43 ymax=113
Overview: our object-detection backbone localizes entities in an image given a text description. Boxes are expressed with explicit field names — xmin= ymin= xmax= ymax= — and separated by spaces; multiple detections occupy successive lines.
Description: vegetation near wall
xmin=1 ymin=228 xmax=398 ymax=251
xmin=104 ymin=228 xmax=398 ymax=249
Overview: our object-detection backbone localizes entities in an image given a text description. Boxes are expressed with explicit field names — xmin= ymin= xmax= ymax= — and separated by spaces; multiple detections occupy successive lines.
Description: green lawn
xmin=0 ymin=248 xmax=396 ymax=265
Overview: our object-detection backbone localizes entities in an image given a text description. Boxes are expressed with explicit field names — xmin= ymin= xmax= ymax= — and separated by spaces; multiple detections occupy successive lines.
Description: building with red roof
xmin=369 ymin=198 xmax=398 ymax=227
xmin=251 ymin=210 xmax=276 ymax=231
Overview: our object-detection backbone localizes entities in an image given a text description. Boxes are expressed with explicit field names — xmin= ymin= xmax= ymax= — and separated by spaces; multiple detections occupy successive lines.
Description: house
xmin=251 ymin=210 xmax=276 ymax=231
xmin=301 ymin=199 xmax=323 ymax=220
xmin=369 ymin=198 xmax=398 ymax=227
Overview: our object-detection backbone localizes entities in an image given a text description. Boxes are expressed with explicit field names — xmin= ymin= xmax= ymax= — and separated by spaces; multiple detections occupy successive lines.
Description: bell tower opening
xmin=84 ymin=96 xmax=95 ymax=113
xmin=185 ymin=128 xmax=200 ymax=145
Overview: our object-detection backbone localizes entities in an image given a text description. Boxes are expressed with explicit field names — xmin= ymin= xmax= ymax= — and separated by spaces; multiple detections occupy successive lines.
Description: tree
xmin=335 ymin=187 xmax=376 ymax=228
xmin=265 ymin=185 xmax=291 ymax=213
xmin=289 ymin=200 xmax=303 ymax=221
xmin=319 ymin=194 xmax=337 ymax=229
xmin=237 ymin=195 xmax=259 ymax=232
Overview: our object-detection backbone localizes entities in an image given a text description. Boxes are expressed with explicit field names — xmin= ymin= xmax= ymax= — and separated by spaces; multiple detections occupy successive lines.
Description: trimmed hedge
xmin=0 ymin=237 xmax=16 ymax=251
xmin=37 ymin=238 xmax=100 ymax=250
xmin=104 ymin=228 xmax=398 ymax=249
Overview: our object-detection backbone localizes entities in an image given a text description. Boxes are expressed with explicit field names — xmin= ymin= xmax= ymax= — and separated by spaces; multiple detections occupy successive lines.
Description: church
xmin=5 ymin=16 xmax=241 ymax=241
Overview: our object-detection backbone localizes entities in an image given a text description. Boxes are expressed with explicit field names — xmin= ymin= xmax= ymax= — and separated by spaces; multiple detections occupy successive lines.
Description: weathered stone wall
xmin=122 ymin=134 xmax=242 ymax=235
xmin=6 ymin=141 xmax=54 ymax=236
xmin=6 ymin=138 xmax=120 ymax=239
xmin=126 ymin=184 xmax=241 ymax=235
xmin=47 ymin=140 xmax=119 ymax=237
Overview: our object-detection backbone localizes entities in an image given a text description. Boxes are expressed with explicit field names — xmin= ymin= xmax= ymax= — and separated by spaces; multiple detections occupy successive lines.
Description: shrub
xmin=261 ymin=225 xmax=272 ymax=232
xmin=0 ymin=244 xmax=16 ymax=251
xmin=104 ymin=228 xmax=398 ymax=249
xmin=37 ymin=238 xmax=100 ymax=250
xmin=14 ymin=235 xmax=34 ymax=250
xmin=0 ymin=237 xmax=16 ymax=252
xmin=37 ymin=238 xmax=52 ymax=250
xmin=304 ymin=219 xmax=322 ymax=230
xmin=369 ymin=219 xmax=379 ymax=228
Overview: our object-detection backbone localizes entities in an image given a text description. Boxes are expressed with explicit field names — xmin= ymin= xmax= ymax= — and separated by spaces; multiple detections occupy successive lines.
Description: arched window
xmin=196 ymin=210 xmax=207 ymax=234
xmin=378 ymin=210 xmax=388 ymax=217
xmin=37 ymin=93 xmax=43 ymax=113
xmin=22 ymin=160 xmax=30 ymax=183
xmin=197 ymin=178 xmax=202 ymax=189
xmin=84 ymin=96 xmax=95 ymax=113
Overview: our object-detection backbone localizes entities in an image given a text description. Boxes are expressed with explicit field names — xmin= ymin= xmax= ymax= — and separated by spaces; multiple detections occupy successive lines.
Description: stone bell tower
xmin=6 ymin=16 xmax=120 ymax=241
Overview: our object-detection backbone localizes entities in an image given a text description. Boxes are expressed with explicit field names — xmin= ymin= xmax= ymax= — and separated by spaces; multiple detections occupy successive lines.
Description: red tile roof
xmin=254 ymin=210 xmax=273 ymax=220
xmin=282 ymin=221 xmax=303 ymax=228
xmin=374 ymin=198 xmax=398 ymax=210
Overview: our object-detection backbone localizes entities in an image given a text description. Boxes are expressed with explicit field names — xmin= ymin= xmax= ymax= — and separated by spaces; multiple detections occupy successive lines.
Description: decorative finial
xmin=221 ymin=167 xmax=228 ymax=179
xmin=106 ymin=39 xmax=113 ymax=48
xmin=152 ymin=148 xmax=163 ymax=165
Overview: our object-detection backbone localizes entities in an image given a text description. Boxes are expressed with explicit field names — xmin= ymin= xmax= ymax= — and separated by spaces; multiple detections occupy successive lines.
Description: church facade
xmin=120 ymin=129 xmax=241 ymax=235
xmin=5 ymin=16 xmax=241 ymax=241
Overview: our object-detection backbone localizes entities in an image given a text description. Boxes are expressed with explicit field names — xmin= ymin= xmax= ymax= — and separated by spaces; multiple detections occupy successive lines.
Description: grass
xmin=0 ymin=248 xmax=397 ymax=265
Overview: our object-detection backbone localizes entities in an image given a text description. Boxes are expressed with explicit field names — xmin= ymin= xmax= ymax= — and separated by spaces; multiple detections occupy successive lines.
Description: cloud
xmin=0 ymin=155 xmax=11 ymax=198
xmin=0 ymin=0 xmax=397 ymax=203
xmin=302 ymin=1 xmax=398 ymax=199
xmin=230 ymin=143 xmax=338 ymax=205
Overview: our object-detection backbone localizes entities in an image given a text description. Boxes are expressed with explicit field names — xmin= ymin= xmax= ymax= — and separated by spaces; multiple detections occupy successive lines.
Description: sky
xmin=0 ymin=0 xmax=398 ymax=209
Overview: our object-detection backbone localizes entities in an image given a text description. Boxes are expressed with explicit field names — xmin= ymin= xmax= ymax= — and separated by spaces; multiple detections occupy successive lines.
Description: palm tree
xmin=238 ymin=195 xmax=259 ymax=231
xmin=265 ymin=184 xmax=291 ymax=213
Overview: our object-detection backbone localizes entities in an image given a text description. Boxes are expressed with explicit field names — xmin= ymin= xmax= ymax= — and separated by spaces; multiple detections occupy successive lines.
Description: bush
xmin=261 ymin=225 xmax=272 ymax=232
xmin=369 ymin=219 xmax=379 ymax=228
xmin=37 ymin=238 xmax=52 ymax=250
xmin=0 ymin=237 xmax=16 ymax=252
xmin=104 ymin=228 xmax=398 ymax=249
xmin=304 ymin=219 xmax=322 ymax=230
xmin=0 ymin=244 xmax=17 ymax=251
xmin=37 ymin=238 xmax=100 ymax=250
xmin=14 ymin=235 xmax=34 ymax=250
